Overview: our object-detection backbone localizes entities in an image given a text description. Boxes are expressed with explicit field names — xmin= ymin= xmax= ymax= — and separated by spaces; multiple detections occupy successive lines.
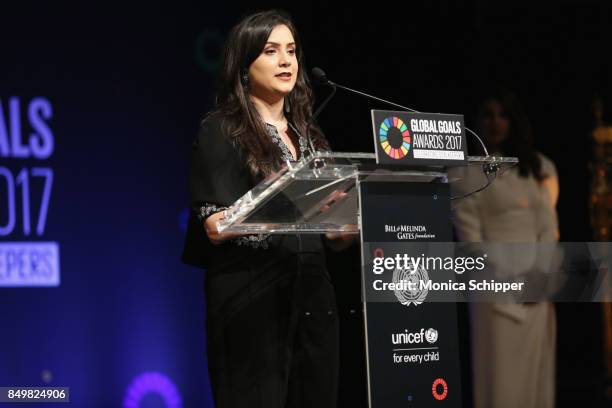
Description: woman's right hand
xmin=319 ymin=189 xmax=349 ymax=213
xmin=204 ymin=211 xmax=243 ymax=245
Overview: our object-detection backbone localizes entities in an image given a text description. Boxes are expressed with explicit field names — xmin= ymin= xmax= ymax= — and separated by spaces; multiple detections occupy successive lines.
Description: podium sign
xmin=372 ymin=110 xmax=467 ymax=167
xmin=358 ymin=182 xmax=462 ymax=407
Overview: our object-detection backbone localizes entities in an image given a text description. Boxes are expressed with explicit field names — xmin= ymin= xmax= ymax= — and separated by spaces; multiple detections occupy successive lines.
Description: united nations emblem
xmin=425 ymin=328 xmax=438 ymax=344
xmin=392 ymin=260 xmax=429 ymax=306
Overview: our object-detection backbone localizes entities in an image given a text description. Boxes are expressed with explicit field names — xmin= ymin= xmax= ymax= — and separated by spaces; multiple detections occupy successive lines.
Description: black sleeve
xmin=182 ymin=117 xmax=252 ymax=268
xmin=190 ymin=117 xmax=251 ymax=209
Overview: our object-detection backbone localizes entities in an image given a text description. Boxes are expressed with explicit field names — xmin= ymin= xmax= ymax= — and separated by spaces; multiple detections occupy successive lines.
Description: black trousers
xmin=205 ymin=247 xmax=339 ymax=408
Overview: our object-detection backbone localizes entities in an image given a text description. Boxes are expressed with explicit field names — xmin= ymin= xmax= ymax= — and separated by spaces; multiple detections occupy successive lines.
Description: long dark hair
xmin=476 ymin=88 xmax=543 ymax=180
xmin=208 ymin=9 xmax=329 ymax=178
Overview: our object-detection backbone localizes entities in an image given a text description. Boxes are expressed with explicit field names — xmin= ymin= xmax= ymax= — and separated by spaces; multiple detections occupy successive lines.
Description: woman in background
xmin=182 ymin=10 xmax=350 ymax=408
xmin=453 ymin=88 xmax=559 ymax=408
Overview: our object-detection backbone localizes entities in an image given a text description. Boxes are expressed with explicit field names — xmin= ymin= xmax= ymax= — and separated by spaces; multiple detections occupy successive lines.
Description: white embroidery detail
xmin=266 ymin=122 xmax=306 ymax=161
xmin=199 ymin=203 xmax=227 ymax=221
xmin=234 ymin=234 xmax=270 ymax=249
xmin=199 ymin=203 xmax=271 ymax=249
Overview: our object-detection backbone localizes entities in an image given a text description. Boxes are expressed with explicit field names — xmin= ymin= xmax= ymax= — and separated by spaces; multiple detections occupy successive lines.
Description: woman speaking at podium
xmin=182 ymin=10 xmax=349 ymax=408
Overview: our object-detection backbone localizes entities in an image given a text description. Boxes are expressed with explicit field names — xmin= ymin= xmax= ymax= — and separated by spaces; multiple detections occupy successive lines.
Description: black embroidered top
xmin=194 ymin=122 xmax=307 ymax=250
xmin=182 ymin=115 xmax=317 ymax=269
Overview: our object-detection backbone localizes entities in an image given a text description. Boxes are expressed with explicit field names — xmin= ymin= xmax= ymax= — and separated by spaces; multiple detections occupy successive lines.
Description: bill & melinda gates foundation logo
xmin=378 ymin=116 xmax=411 ymax=159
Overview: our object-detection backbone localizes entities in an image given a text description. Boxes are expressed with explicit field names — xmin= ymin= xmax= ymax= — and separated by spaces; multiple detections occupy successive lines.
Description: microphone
xmin=296 ymin=67 xmax=338 ymax=155
xmin=310 ymin=67 xmax=490 ymax=157
xmin=310 ymin=67 xmax=337 ymax=120
xmin=311 ymin=67 xmax=333 ymax=86
xmin=287 ymin=67 xmax=338 ymax=156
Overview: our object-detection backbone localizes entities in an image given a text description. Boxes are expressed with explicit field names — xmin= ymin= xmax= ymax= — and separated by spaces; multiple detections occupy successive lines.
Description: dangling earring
xmin=240 ymin=69 xmax=249 ymax=88
xmin=284 ymin=96 xmax=291 ymax=114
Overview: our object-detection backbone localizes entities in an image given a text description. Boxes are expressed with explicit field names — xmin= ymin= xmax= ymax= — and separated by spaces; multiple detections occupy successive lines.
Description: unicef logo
xmin=392 ymin=260 xmax=429 ymax=306
xmin=425 ymin=328 xmax=438 ymax=344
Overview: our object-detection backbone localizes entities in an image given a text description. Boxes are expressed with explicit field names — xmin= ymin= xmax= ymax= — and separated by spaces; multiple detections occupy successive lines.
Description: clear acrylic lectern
xmin=217 ymin=151 xmax=517 ymax=408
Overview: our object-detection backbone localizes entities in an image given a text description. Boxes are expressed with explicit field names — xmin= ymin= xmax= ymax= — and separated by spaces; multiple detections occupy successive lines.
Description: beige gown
xmin=452 ymin=153 xmax=558 ymax=408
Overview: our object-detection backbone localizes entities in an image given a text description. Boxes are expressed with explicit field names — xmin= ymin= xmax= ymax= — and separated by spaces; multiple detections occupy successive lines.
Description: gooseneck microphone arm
xmin=303 ymin=77 xmax=337 ymax=154
xmin=332 ymin=83 xmax=419 ymax=114
xmin=311 ymin=66 xmax=417 ymax=113
xmin=285 ymin=68 xmax=342 ymax=158
xmin=312 ymin=83 xmax=337 ymax=119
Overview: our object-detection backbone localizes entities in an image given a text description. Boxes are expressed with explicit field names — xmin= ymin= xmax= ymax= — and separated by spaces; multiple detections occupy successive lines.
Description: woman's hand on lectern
xmin=204 ymin=211 xmax=244 ymax=245
xmin=318 ymin=189 xmax=349 ymax=213
xmin=319 ymin=189 xmax=356 ymax=251
xmin=324 ymin=226 xmax=358 ymax=251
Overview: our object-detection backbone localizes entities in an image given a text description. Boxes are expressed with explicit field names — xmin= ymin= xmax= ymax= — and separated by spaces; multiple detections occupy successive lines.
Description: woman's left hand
xmin=324 ymin=227 xmax=358 ymax=251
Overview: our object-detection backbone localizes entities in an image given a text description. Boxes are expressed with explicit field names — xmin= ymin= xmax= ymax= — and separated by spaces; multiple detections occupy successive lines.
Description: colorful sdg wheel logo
xmin=379 ymin=117 xmax=411 ymax=159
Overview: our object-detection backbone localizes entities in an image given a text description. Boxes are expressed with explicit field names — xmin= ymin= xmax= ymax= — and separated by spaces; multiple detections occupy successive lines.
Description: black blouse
xmin=181 ymin=115 xmax=312 ymax=270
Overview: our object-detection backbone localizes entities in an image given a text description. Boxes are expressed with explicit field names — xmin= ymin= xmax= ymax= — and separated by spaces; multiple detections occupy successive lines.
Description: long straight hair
xmin=208 ymin=10 xmax=329 ymax=179
xmin=476 ymin=88 xmax=543 ymax=180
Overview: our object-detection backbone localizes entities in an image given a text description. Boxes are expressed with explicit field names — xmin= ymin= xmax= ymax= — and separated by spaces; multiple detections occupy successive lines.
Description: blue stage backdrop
xmin=2 ymin=3 xmax=610 ymax=407
xmin=0 ymin=5 xmax=242 ymax=407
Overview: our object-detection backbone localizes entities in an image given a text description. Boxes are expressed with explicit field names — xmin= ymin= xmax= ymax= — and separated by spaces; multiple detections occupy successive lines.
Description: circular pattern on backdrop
xmin=432 ymin=378 xmax=448 ymax=401
xmin=123 ymin=372 xmax=182 ymax=408
xmin=195 ymin=30 xmax=223 ymax=74
xmin=379 ymin=117 xmax=411 ymax=159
